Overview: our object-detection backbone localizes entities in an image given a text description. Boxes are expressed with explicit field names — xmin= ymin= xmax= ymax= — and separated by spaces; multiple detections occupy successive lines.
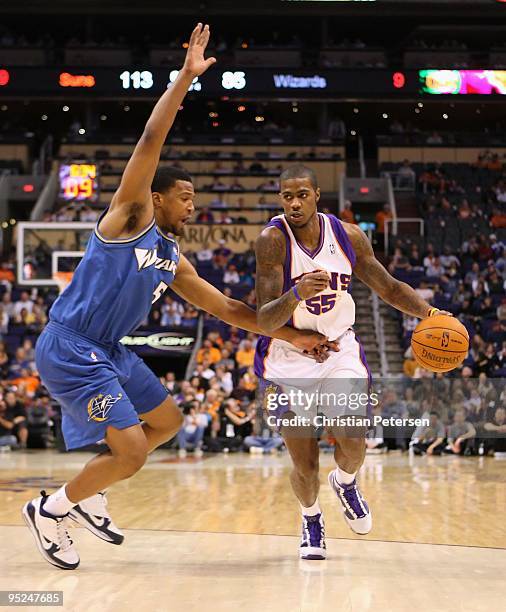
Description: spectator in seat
xmin=444 ymin=408 xmax=476 ymax=455
xmin=0 ymin=305 xmax=8 ymax=334
xmin=340 ymin=200 xmax=356 ymax=224
xmin=13 ymin=291 xmax=34 ymax=317
xmin=2 ymin=391 xmax=28 ymax=448
xmin=406 ymin=244 xmax=422 ymax=269
xmin=160 ymin=296 xmax=184 ymax=327
xmin=196 ymin=339 xmax=221 ymax=365
xmin=375 ymin=203 xmax=392 ymax=239
xmin=8 ymin=348 xmax=32 ymax=379
xmin=223 ymin=264 xmax=240 ymax=285
xmin=211 ymin=398 xmax=254 ymax=452
xmin=210 ymin=177 xmax=227 ymax=191
xmin=426 ymin=256 xmax=445 ymax=278
xmin=196 ymin=207 xmax=214 ymax=223
xmin=440 ymin=246 xmax=460 ymax=271
xmin=196 ymin=242 xmax=213 ymax=262
xmin=1 ymin=293 xmax=15 ymax=319
xmin=396 ymin=159 xmax=416 ymax=188
xmin=497 ymin=298 xmax=506 ymax=322
xmin=236 ymin=339 xmax=255 ymax=369
xmin=388 ymin=247 xmax=410 ymax=274
xmin=464 ymin=262 xmax=481 ymax=287
xmin=229 ymin=178 xmax=245 ymax=192
xmin=209 ymin=195 xmax=226 ymax=208
xmin=177 ymin=401 xmax=206 ymax=457
xmin=483 ymin=407 xmax=506 ymax=455
xmin=257 ymin=179 xmax=278 ymax=192
xmin=216 ymin=348 xmax=235 ymax=370
xmin=426 ymin=131 xmax=443 ymax=145
xmin=11 ymin=368 xmax=40 ymax=398
xmin=412 ymin=411 xmax=446 ymax=455
xmin=164 ymin=372 xmax=180 ymax=394
xmin=494 ymin=181 xmax=506 ymax=204
xmin=0 ymin=261 xmax=15 ymax=292
xmin=216 ymin=211 xmax=233 ymax=224
xmin=416 ymin=280 xmax=434 ymax=303
xmin=244 ymin=406 xmax=284 ymax=454
xmin=490 ymin=207 xmax=506 ymax=229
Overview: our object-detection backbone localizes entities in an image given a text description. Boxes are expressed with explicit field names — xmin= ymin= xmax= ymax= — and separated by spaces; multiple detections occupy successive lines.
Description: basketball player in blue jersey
xmin=255 ymin=164 xmax=450 ymax=560
xmin=22 ymin=27 xmax=329 ymax=570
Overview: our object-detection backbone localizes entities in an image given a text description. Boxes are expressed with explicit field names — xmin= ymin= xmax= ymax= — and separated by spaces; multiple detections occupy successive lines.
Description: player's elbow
xmin=140 ymin=125 xmax=157 ymax=144
xmin=256 ymin=309 xmax=276 ymax=334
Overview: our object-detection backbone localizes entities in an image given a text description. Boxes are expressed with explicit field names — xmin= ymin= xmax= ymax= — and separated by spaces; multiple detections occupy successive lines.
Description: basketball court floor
xmin=1 ymin=450 xmax=504 ymax=611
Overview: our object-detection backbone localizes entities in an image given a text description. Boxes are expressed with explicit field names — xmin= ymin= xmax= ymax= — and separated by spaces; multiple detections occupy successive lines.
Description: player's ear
xmin=152 ymin=191 xmax=162 ymax=209
xmin=315 ymin=187 xmax=321 ymax=203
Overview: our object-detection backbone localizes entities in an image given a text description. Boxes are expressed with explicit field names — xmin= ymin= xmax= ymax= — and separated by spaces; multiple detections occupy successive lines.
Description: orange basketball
xmin=411 ymin=314 xmax=469 ymax=373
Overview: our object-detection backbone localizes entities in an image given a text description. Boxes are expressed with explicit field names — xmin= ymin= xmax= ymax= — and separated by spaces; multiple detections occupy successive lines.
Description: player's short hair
xmin=151 ymin=166 xmax=193 ymax=193
xmin=279 ymin=164 xmax=318 ymax=190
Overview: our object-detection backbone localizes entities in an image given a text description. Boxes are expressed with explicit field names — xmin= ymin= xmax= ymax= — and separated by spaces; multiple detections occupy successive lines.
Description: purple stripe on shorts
xmin=327 ymin=214 xmax=356 ymax=269
xmin=254 ymin=335 xmax=272 ymax=377
xmin=355 ymin=334 xmax=373 ymax=420
xmin=266 ymin=218 xmax=292 ymax=292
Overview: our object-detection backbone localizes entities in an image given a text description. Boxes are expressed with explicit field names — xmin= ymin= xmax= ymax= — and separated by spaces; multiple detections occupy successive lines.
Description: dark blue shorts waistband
xmin=45 ymin=320 xmax=116 ymax=351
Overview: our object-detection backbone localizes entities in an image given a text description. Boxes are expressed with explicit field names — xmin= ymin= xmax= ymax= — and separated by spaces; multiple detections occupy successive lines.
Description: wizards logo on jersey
xmin=87 ymin=393 xmax=123 ymax=422
xmin=134 ymin=247 xmax=178 ymax=274
xmin=293 ymin=271 xmax=351 ymax=316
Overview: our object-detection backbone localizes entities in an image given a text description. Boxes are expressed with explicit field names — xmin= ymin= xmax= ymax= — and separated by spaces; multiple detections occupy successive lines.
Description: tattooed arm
xmin=255 ymin=226 xmax=330 ymax=333
xmin=345 ymin=223 xmax=436 ymax=319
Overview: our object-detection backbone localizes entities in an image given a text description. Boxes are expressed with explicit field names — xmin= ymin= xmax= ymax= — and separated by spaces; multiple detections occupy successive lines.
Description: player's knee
xmin=117 ymin=445 xmax=148 ymax=477
xmin=293 ymin=458 xmax=319 ymax=480
xmin=157 ymin=408 xmax=184 ymax=442
xmin=173 ymin=409 xmax=184 ymax=431
xmin=339 ymin=438 xmax=366 ymax=460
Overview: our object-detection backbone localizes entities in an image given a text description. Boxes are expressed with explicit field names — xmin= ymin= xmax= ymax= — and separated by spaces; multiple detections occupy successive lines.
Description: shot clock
xmin=58 ymin=162 xmax=99 ymax=203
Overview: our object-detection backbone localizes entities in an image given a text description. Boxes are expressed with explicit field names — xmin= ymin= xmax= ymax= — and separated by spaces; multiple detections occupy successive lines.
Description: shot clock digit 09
xmin=58 ymin=162 xmax=99 ymax=203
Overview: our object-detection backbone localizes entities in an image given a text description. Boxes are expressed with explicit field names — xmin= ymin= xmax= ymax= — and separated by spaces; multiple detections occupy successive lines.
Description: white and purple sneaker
xmin=299 ymin=512 xmax=326 ymax=560
xmin=328 ymin=469 xmax=372 ymax=535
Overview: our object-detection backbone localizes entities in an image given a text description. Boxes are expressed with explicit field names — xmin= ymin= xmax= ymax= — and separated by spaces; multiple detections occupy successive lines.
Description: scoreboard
xmin=59 ymin=163 xmax=99 ymax=203
xmin=0 ymin=67 xmax=418 ymax=98
xmin=1 ymin=67 xmax=505 ymax=99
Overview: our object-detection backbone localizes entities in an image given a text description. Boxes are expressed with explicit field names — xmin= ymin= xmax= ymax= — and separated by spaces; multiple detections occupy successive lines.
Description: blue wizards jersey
xmin=49 ymin=216 xmax=180 ymax=345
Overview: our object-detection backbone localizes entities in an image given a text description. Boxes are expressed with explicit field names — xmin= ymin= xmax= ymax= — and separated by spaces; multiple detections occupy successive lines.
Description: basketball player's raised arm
xmin=100 ymin=24 xmax=216 ymax=239
xmin=255 ymin=227 xmax=330 ymax=333
xmin=347 ymin=224 xmax=447 ymax=319
xmin=171 ymin=255 xmax=327 ymax=354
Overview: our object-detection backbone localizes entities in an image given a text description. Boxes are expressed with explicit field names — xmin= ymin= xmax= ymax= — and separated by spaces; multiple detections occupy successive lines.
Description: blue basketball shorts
xmin=35 ymin=322 xmax=169 ymax=450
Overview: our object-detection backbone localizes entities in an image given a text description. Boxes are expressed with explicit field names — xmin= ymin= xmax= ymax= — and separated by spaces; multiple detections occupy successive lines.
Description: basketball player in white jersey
xmin=255 ymin=164 xmax=448 ymax=560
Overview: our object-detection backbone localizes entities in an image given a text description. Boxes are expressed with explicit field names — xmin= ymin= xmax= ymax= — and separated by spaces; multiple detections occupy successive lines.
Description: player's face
xmin=153 ymin=180 xmax=195 ymax=236
xmin=279 ymin=177 xmax=320 ymax=229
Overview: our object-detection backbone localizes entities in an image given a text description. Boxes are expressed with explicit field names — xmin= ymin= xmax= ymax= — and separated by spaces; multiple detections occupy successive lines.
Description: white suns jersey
xmin=272 ymin=213 xmax=356 ymax=342
xmin=254 ymin=213 xmax=369 ymax=382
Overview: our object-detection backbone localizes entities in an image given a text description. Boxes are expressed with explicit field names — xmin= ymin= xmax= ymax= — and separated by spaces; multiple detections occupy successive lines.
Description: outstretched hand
xmin=183 ymin=23 xmax=217 ymax=78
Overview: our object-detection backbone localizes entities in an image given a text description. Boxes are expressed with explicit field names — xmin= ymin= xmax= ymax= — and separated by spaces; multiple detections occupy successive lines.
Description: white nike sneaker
xmin=22 ymin=491 xmax=80 ymax=570
xmin=68 ymin=492 xmax=124 ymax=545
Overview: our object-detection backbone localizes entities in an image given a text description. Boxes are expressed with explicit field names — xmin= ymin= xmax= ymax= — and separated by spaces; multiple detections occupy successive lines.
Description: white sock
xmin=337 ymin=467 xmax=357 ymax=485
xmin=300 ymin=498 xmax=321 ymax=516
xmin=43 ymin=485 xmax=76 ymax=517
